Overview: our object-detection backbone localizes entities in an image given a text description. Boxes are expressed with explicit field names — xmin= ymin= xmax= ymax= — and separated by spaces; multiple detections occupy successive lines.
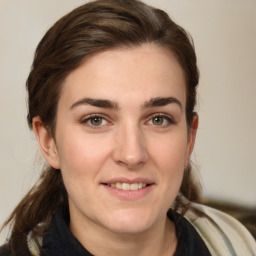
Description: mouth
xmin=104 ymin=182 xmax=149 ymax=191
xmin=101 ymin=179 xmax=154 ymax=200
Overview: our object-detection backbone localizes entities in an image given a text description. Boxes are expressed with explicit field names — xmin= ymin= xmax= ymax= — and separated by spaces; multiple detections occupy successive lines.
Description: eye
xmin=147 ymin=114 xmax=174 ymax=127
xmin=89 ymin=116 xmax=104 ymax=126
xmin=81 ymin=114 xmax=108 ymax=128
xmin=152 ymin=116 xmax=165 ymax=125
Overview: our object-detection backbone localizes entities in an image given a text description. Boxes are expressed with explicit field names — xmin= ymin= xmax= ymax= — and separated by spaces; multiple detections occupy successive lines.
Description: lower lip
xmin=102 ymin=184 xmax=154 ymax=200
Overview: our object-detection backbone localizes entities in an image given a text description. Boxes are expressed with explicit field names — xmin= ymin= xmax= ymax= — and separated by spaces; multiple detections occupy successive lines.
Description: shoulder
xmin=0 ymin=244 xmax=11 ymax=256
xmin=0 ymin=240 xmax=35 ymax=256
xmin=184 ymin=203 xmax=256 ymax=256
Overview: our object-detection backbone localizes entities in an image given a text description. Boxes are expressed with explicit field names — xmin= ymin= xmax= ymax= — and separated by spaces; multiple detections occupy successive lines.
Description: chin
xmin=103 ymin=208 xmax=157 ymax=234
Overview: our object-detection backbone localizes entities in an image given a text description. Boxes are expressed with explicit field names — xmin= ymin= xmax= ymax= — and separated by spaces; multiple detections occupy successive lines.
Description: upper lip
xmin=102 ymin=177 xmax=155 ymax=184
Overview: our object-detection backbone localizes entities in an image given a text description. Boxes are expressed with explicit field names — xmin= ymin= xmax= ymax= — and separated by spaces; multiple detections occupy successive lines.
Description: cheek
xmin=57 ymin=137 xmax=108 ymax=175
xmin=56 ymin=136 xmax=108 ymax=204
xmin=150 ymin=131 xmax=189 ymax=170
xmin=55 ymin=127 xmax=114 ymax=194
xmin=148 ymin=130 xmax=188 ymax=192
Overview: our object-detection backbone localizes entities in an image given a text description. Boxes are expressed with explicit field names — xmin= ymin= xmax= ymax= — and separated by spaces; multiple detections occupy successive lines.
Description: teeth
xmin=116 ymin=182 xmax=122 ymax=189
xmin=130 ymin=183 xmax=138 ymax=190
xmin=107 ymin=182 xmax=147 ymax=191
xmin=122 ymin=183 xmax=130 ymax=190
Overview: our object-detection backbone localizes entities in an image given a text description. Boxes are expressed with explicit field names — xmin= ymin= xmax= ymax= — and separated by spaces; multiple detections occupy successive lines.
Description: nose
xmin=112 ymin=123 xmax=148 ymax=169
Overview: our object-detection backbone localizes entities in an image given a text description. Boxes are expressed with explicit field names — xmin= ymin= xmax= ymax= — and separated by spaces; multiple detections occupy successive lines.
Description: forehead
xmin=59 ymin=44 xmax=186 ymax=109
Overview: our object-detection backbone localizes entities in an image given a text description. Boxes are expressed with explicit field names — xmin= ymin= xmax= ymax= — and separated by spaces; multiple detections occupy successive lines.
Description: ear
xmin=184 ymin=114 xmax=198 ymax=167
xmin=32 ymin=116 xmax=60 ymax=169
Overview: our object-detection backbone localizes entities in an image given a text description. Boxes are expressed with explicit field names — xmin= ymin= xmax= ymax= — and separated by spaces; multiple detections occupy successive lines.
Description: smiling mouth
xmin=105 ymin=182 xmax=148 ymax=191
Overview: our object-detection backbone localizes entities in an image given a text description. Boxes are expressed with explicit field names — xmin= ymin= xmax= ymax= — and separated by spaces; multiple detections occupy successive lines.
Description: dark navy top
xmin=41 ymin=205 xmax=211 ymax=256
xmin=0 ymin=205 xmax=211 ymax=256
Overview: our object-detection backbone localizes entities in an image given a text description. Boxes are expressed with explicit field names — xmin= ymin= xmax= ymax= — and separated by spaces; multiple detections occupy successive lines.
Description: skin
xmin=33 ymin=43 xmax=198 ymax=256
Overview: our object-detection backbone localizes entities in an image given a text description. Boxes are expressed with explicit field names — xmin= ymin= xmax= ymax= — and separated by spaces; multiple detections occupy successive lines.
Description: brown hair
xmin=2 ymin=0 xmax=200 ymax=252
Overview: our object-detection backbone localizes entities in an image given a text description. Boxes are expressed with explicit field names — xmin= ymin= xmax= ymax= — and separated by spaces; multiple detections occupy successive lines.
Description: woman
xmin=1 ymin=0 xmax=255 ymax=255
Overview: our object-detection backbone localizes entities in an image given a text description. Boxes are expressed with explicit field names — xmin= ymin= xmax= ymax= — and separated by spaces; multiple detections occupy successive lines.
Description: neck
xmin=70 ymin=214 xmax=177 ymax=256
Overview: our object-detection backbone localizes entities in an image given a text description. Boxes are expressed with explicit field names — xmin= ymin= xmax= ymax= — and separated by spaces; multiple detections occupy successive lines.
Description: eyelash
xmin=80 ymin=114 xmax=110 ymax=129
xmin=147 ymin=113 xmax=175 ymax=127
xmin=80 ymin=113 xmax=175 ymax=129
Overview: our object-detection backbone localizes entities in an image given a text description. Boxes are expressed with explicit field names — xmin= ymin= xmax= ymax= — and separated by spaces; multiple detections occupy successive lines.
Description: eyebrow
xmin=70 ymin=96 xmax=182 ymax=111
xmin=70 ymin=98 xmax=119 ymax=110
xmin=143 ymin=97 xmax=182 ymax=110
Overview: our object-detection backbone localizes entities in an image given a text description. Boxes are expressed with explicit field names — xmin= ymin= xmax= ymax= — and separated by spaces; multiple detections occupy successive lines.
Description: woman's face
xmin=41 ymin=44 xmax=197 ymax=235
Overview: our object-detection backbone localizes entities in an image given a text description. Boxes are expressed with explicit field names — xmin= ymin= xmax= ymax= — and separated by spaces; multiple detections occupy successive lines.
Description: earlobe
xmin=32 ymin=116 xmax=60 ymax=169
xmin=185 ymin=114 xmax=198 ymax=167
